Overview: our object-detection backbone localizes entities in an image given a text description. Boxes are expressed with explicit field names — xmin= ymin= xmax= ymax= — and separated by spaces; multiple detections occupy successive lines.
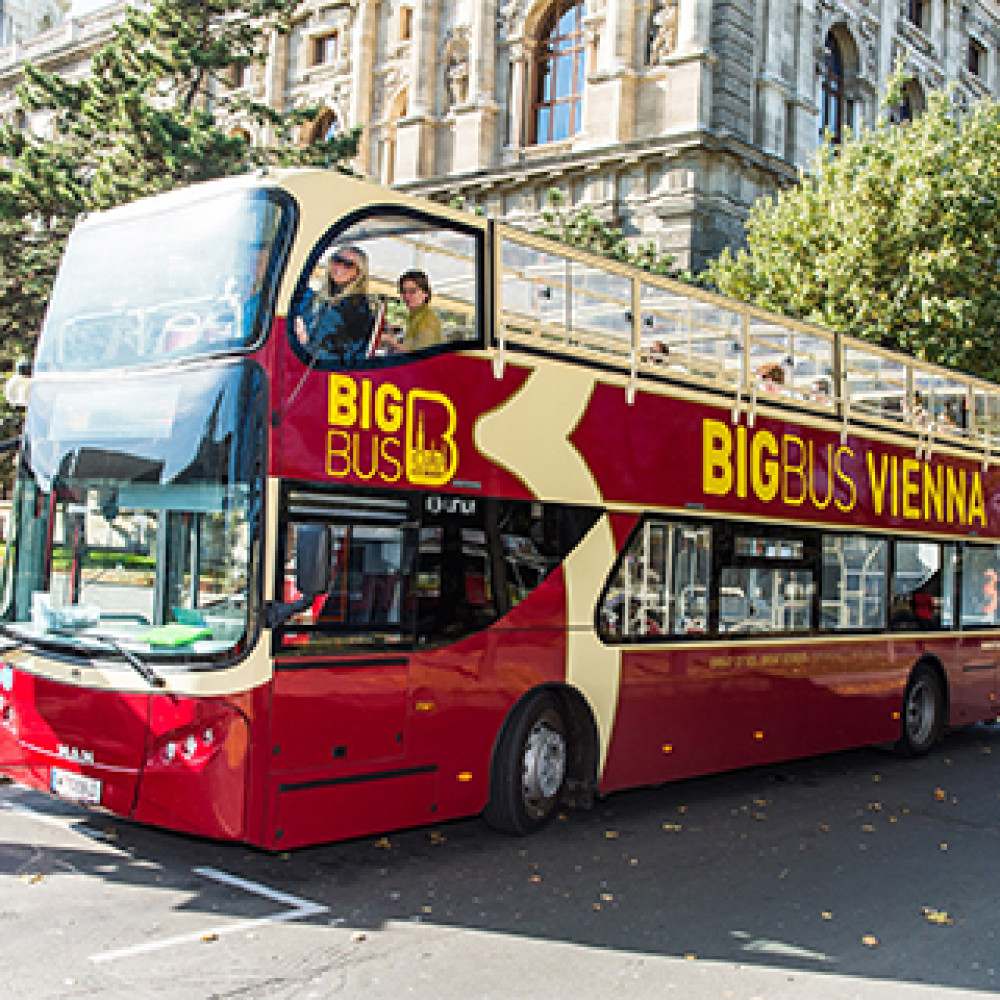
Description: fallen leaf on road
xmin=201 ymin=933 xmax=218 ymax=943
xmin=605 ymin=830 xmax=619 ymax=839
xmin=662 ymin=822 xmax=682 ymax=832
xmin=373 ymin=837 xmax=392 ymax=850
xmin=351 ymin=931 xmax=366 ymax=943
xmin=821 ymin=911 xmax=833 ymax=920
xmin=934 ymin=788 xmax=947 ymax=802
xmin=921 ymin=907 xmax=954 ymax=925
xmin=862 ymin=935 xmax=880 ymax=948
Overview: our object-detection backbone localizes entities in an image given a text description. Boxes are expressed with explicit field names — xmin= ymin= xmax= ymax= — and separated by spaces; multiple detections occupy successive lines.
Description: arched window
xmin=532 ymin=0 xmax=585 ymax=145
xmin=820 ymin=32 xmax=844 ymax=144
xmin=310 ymin=110 xmax=340 ymax=144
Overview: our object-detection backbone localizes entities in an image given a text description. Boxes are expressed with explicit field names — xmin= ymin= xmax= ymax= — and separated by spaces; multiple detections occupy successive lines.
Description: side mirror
xmin=265 ymin=524 xmax=330 ymax=628
xmin=295 ymin=523 xmax=330 ymax=597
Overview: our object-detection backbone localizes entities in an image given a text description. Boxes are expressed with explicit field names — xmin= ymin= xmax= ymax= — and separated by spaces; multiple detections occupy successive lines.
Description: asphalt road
xmin=2 ymin=724 xmax=1000 ymax=999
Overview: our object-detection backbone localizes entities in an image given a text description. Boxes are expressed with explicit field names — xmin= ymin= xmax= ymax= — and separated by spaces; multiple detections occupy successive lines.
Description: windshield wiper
xmin=52 ymin=630 xmax=166 ymax=689
xmin=0 ymin=624 xmax=165 ymax=689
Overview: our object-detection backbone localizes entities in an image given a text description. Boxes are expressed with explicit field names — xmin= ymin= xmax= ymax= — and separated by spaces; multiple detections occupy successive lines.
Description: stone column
xmin=791 ymin=0 xmax=818 ymax=166
xmin=450 ymin=0 xmax=501 ymax=173
xmin=470 ymin=0 xmax=497 ymax=104
xmin=758 ymin=0 xmax=790 ymax=156
xmin=675 ymin=0 xmax=709 ymax=55
xmin=506 ymin=39 xmax=531 ymax=151
xmin=351 ymin=0 xmax=380 ymax=174
xmin=394 ymin=0 xmax=442 ymax=181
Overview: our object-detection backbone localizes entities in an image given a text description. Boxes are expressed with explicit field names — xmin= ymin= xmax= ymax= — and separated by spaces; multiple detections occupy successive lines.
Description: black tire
xmin=898 ymin=664 xmax=944 ymax=756
xmin=483 ymin=691 xmax=568 ymax=835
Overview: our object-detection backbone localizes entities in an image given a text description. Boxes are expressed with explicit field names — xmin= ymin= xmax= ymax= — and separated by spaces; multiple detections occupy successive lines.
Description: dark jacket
xmin=298 ymin=289 xmax=376 ymax=367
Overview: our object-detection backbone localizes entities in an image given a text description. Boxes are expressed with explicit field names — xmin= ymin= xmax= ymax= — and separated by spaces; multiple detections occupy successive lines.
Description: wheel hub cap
xmin=523 ymin=720 xmax=566 ymax=804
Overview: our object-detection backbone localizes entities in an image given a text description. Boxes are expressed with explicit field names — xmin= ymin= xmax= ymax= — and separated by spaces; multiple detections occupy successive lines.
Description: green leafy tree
xmin=0 ymin=0 xmax=360 ymax=484
xmin=706 ymin=80 xmax=1000 ymax=380
xmin=535 ymin=188 xmax=680 ymax=277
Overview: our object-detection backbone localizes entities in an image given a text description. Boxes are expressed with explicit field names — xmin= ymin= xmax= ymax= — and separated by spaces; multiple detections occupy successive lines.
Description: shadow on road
xmin=4 ymin=724 xmax=1000 ymax=993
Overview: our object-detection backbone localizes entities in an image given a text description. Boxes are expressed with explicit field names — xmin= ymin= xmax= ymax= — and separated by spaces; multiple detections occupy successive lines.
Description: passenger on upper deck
xmin=294 ymin=246 xmax=376 ymax=365
xmin=757 ymin=362 xmax=785 ymax=391
xmin=384 ymin=270 xmax=443 ymax=354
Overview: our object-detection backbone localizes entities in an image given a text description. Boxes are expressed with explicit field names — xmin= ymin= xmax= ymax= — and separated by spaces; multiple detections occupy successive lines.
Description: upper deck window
xmin=288 ymin=207 xmax=482 ymax=370
xmin=35 ymin=186 xmax=293 ymax=374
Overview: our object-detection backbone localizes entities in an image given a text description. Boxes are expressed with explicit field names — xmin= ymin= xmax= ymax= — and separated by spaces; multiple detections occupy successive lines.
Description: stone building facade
xmin=0 ymin=1 xmax=68 ymax=47
xmin=2 ymin=0 xmax=999 ymax=270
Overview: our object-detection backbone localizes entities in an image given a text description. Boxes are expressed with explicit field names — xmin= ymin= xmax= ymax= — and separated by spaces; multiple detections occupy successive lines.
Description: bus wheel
xmin=899 ymin=664 xmax=944 ymax=757
xmin=484 ymin=692 xmax=567 ymax=835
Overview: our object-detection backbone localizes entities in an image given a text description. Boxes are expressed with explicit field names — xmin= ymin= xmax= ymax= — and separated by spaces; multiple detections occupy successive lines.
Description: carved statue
xmin=648 ymin=0 xmax=679 ymax=65
xmin=444 ymin=27 xmax=471 ymax=108
xmin=448 ymin=55 xmax=470 ymax=107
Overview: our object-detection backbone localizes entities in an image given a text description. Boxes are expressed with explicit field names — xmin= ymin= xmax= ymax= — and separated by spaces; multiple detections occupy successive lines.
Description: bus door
xmin=269 ymin=490 xmax=425 ymax=845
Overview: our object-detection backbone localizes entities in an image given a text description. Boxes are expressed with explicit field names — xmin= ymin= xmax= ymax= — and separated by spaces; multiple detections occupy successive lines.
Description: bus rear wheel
xmin=898 ymin=664 xmax=944 ymax=757
xmin=484 ymin=692 xmax=567 ymax=835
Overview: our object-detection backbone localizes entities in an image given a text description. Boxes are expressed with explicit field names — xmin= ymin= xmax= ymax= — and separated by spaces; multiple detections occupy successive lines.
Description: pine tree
xmin=0 ymin=0 xmax=360 ymax=483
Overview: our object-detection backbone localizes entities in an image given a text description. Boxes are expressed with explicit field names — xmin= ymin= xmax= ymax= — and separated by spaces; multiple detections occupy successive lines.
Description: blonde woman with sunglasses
xmin=294 ymin=245 xmax=376 ymax=366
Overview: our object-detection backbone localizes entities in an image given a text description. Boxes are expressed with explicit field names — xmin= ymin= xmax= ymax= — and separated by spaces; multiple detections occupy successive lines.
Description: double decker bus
xmin=1 ymin=169 xmax=998 ymax=849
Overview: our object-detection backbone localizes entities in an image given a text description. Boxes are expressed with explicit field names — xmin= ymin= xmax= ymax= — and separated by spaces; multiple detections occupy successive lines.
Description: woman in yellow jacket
xmin=396 ymin=269 xmax=442 ymax=351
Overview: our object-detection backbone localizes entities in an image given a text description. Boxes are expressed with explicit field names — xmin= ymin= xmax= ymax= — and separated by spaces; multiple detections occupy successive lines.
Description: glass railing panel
xmin=913 ymin=366 xmax=972 ymax=438
xmin=842 ymin=343 xmax=908 ymax=423
xmin=973 ymin=389 xmax=1000 ymax=447
xmin=747 ymin=316 xmax=793 ymax=395
xmin=568 ymin=262 xmax=632 ymax=358
xmin=500 ymin=238 xmax=569 ymax=341
xmin=639 ymin=283 xmax=741 ymax=384
xmin=786 ymin=332 xmax=836 ymax=407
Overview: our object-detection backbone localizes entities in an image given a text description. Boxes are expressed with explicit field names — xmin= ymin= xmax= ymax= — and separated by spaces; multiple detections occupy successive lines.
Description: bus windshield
xmin=1 ymin=361 xmax=265 ymax=663
xmin=34 ymin=185 xmax=290 ymax=373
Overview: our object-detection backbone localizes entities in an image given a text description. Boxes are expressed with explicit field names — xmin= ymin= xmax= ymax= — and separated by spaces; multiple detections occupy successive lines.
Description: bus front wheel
xmin=898 ymin=664 xmax=944 ymax=757
xmin=484 ymin=692 xmax=567 ymax=835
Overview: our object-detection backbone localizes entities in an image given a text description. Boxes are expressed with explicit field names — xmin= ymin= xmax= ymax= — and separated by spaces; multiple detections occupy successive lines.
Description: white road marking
xmin=90 ymin=866 xmax=329 ymax=964
xmin=2 ymin=795 xmax=332 ymax=962
xmin=730 ymin=930 xmax=831 ymax=963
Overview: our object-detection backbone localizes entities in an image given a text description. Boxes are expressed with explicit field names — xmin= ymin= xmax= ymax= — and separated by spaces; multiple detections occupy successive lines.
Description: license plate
xmin=50 ymin=766 xmax=102 ymax=805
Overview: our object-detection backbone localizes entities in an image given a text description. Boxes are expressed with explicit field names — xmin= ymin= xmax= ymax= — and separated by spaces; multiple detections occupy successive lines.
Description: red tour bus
xmin=1 ymin=169 xmax=998 ymax=849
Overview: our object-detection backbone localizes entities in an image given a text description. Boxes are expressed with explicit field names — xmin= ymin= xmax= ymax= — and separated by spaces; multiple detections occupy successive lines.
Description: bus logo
xmin=326 ymin=374 xmax=458 ymax=487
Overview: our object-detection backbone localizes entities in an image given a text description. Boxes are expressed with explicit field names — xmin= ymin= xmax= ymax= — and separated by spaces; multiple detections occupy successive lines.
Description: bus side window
xmin=959 ymin=544 xmax=1000 ymax=628
xmin=891 ymin=541 xmax=955 ymax=631
xmin=288 ymin=209 xmax=482 ymax=369
xmin=600 ymin=520 xmax=712 ymax=641
xmin=821 ymin=535 xmax=887 ymax=631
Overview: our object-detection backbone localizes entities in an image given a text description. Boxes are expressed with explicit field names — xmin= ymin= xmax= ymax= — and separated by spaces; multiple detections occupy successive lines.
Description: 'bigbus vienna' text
xmin=702 ymin=417 xmax=987 ymax=527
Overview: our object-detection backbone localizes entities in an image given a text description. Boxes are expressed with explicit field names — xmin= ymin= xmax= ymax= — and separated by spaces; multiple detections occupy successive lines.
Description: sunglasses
xmin=330 ymin=254 xmax=357 ymax=269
